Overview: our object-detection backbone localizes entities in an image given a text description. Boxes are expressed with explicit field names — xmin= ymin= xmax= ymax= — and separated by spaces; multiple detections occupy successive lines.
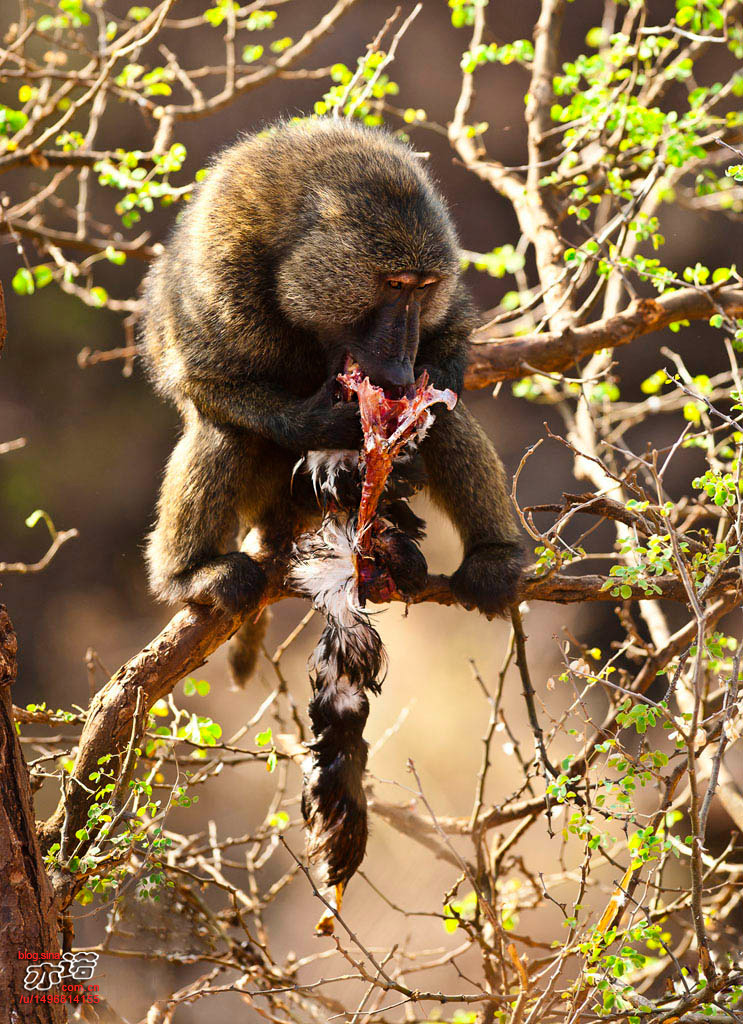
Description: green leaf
xmin=32 ymin=266 xmax=53 ymax=288
xmin=256 ymin=728 xmax=272 ymax=747
xmin=0 ymin=105 xmax=29 ymax=134
xmin=12 ymin=267 xmax=35 ymax=295
xmin=683 ymin=401 xmax=702 ymax=424
xmin=269 ymin=36 xmax=292 ymax=53
xmin=676 ymin=6 xmax=695 ymax=26
xmin=442 ymin=904 xmax=459 ymax=932
xmin=712 ymin=267 xmax=731 ymax=284
xmin=585 ymin=26 xmax=607 ymax=48
xmin=242 ymin=44 xmax=263 ymax=63
xmin=105 ymin=246 xmax=126 ymax=265
xmin=246 ymin=9 xmax=276 ymax=30
xmin=25 ymin=509 xmax=50 ymax=530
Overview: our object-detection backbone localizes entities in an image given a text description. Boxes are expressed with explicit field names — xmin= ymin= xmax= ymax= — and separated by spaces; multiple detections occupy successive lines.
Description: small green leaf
xmin=25 ymin=509 xmax=50 ymax=530
xmin=442 ymin=904 xmax=459 ymax=932
xmin=712 ymin=267 xmax=731 ymax=284
xmin=676 ymin=6 xmax=695 ymax=27
xmin=241 ymin=44 xmax=263 ymax=63
xmin=105 ymin=246 xmax=126 ymax=265
xmin=12 ymin=267 xmax=35 ymax=295
xmin=256 ymin=728 xmax=272 ymax=747
xmin=683 ymin=401 xmax=702 ymax=424
xmin=32 ymin=266 xmax=53 ymax=288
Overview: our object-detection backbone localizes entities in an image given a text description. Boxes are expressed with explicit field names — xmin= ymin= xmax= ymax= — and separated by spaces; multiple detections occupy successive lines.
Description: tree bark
xmin=466 ymin=288 xmax=743 ymax=388
xmin=0 ymin=605 xmax=64 ymax=1023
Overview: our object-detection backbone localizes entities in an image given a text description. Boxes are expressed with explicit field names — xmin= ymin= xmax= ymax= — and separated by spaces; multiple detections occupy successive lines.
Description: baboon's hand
xmin=414 ymin=362 xmax=462 ymax=402
xmin=450 ymin=543 xmax=524 ymax=618
xmin=300 ymin=378 xmax=362 ymax=450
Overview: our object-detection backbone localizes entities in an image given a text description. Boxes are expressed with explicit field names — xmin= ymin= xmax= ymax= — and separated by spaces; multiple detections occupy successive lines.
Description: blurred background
xmin=0 ymin=1 xmax=739 ymax=1019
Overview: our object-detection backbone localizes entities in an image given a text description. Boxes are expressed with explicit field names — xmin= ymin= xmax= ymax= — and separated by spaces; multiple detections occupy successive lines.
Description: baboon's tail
xmin=227 ymin=609 xmax=270 ymax=688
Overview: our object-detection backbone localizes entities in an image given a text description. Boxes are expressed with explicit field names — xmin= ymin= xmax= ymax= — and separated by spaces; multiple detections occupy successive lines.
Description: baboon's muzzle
xmin=352 ymin=288 xmax=420 ymax=399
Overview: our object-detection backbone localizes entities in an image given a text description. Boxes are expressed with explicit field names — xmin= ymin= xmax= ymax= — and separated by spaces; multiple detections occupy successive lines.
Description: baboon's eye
xmin=386 ymin=272 xmax=417 ymax=290
xmin=417 ymin=278 xmax=439 ymax=293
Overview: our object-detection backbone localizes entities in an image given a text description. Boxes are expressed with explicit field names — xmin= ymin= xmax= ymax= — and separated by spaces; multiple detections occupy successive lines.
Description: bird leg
xmin=315 ymin=882 xmax=345 ymax=936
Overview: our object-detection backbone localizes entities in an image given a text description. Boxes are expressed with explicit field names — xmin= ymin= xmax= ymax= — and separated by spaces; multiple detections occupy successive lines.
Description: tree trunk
xmin=0 ymin=605 xmax=64 ymax=1023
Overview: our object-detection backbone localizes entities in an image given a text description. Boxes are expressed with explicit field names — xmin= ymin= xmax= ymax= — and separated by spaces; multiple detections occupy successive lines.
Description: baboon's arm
xmin=422 ymin=402 xmax=524 ymax=616
xmin=181 ymin=377 xmax=361 ymax=452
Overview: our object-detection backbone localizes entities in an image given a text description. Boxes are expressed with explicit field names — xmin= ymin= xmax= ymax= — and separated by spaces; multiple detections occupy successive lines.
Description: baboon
xmin=142 ymin=119 xmax=523 ymax=683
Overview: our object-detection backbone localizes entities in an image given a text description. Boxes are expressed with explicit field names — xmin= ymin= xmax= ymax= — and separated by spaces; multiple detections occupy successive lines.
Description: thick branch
xmin=0 ymin=607 xmax=64 ymax=1023
xmin=523 ymin=0 xmax=572 ymax=327
xmin=466 ymin=287 xmax=743 ymax=389
xmin=39 ymin=600 xmax=242 ymax=861
xmin=526 ymin=0 xmax=566 ymax=178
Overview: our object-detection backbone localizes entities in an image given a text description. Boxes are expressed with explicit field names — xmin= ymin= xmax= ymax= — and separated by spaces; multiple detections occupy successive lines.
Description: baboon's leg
xmin=226 ymin=456 xmax=316 ymax=687
xmin=422 ymin=401 xmax=524 ymax=616
xmin=146 ymin=417 xmax=281 ymax=614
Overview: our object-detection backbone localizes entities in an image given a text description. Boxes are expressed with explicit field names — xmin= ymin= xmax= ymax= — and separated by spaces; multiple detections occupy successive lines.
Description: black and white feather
xmin=290 ymin=516 xmax=386 ymax=691
xmin=288 ymin=450 xmax=423 ymax=900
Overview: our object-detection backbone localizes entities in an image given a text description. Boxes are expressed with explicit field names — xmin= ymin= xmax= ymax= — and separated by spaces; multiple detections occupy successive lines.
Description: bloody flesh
xmin=338 ymin=369 xmax=457 ymax=600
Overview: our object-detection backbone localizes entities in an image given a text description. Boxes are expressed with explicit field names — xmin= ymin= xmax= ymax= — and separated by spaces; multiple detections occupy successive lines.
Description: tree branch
xmin=0 ymin=218 xmax=161 ymax=260
xmin=466 ymin=287 xmax=743 ymax=388
xmin=0 ymin=607 xmax=64 ymax=1022
xmin=0 ymin=528 xmax=79 ymax=575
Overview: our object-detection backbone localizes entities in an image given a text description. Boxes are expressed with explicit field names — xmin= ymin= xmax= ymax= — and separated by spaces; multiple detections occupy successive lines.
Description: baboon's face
xmin=274 ymin=193 xmax=459 ymax=398
xmin=331 ymin=270 xmax=441 ymax=398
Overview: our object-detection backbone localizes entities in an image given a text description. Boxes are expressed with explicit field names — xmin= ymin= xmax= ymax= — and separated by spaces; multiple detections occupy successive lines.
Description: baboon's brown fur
xmin=142 ymin=120 xmax=523 ymax=683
